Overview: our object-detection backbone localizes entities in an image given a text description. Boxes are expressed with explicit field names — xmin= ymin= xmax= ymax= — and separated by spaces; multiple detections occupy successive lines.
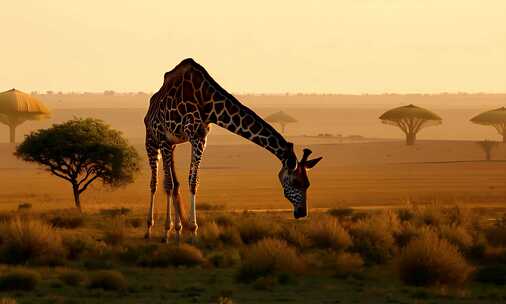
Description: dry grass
xmin=102 ymin=219 xmax=127 ymax=246
xmin=398 ymin=230 xmax=474 ymax=286
xmin=0 ymin=217 xmax=64 ymax=265
xmin=332 ymin=252 xmax=364 ymax=278
xmin=306 ymin=216 xmax=351 ymax=251
xmin=237 ymin=216 xmax=280 ymax=244
xmin=88 ymin=270 xmax=127 ymax=291
xmin=237 ymin=238 xmax=305 ymax=282
xmin=0 ymin=268 xmax=41 ymax=291
xmin=58 ymin=269 xmax=87 ymax=286
xmin=138 ymin=244 xmax=206 ymax=267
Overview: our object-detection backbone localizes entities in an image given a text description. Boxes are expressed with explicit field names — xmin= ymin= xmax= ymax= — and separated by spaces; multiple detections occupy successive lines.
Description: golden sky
xmin=1 ymin=0 xmax=505 ymax=93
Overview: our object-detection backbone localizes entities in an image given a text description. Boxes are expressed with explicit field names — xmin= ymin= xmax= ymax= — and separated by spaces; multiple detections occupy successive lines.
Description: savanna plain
xmin=0 ymin=94 xmax=505 ymax=303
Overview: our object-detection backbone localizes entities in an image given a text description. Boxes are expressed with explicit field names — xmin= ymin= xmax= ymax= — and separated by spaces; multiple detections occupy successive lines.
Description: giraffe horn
xmin=301 ymin=148 xmax=312 ymax=163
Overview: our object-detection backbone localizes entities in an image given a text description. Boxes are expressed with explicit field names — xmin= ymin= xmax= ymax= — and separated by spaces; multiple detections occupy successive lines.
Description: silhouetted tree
xmin=379 ymin=104 xmax=442 ymax=145
xmin=15 ymin=118 xmax=140 ymax=210
xmin=264 ymin=111 xmax=297 ymax=133
xmin=471 ymin=107 xmax=506 ymax=143
xmin=477 ymin=140 xmax=499 ymax=161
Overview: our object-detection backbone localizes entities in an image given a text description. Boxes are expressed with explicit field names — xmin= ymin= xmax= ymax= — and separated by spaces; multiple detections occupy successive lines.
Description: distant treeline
xmin=30 ymin=92 xmax=506 ymax=109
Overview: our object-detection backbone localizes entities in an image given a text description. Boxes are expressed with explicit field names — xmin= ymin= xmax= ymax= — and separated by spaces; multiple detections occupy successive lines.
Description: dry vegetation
xmin=0 ymin=204 xmax=502 ymax=302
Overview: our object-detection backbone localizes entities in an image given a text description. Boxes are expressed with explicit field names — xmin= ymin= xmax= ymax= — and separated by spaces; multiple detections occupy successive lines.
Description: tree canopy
xmin=15 ymin=118 xmax=140 ymax=210
xmin=470 ymin=107 xmax=506 ymax=142
xmin=379 ymin=104 xmax=442 ymax=145
xmin=0 ymin=89 xmax=50 ymax=143
xmin=264 ymin=111 xmax=297 ymax=133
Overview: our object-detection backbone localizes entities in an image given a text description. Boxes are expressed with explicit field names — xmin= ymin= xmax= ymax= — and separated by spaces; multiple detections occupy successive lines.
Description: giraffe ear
xmin=303 ymin=157 xmax=322 ymax=169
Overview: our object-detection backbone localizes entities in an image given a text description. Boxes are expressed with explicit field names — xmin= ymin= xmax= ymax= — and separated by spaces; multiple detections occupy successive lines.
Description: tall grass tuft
xmin=306 ymin=216 xmax=351 ymax=250
xmin=88 ymin=270 xmax=127 ymax=291
xmin=0 ymin=268 xmax=41 ymax=291
xmin=237 ymin=238 xmax=305 ymax=283
xmin=138 ymin=244 xmax=206 ymax=267
xmin=398 ymin=230 xmax=473 ymax=286
xmin=0 ymin=217 xmax=64 ymax=265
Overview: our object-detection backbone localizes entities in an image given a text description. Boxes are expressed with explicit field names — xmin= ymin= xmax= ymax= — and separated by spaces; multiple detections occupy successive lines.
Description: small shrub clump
xmin=88 ymin=270 xmax=128 ymax=291
xmin=398 ymin=231 xmax=473 ymax=286
xmin=0 ymin=217 xmax=64 ymax=265
xmin=59 ymin=269 xmax=87 ymax=286
xmin=237 ymin=238 xmax=305 ymax=283
xmin=138 ymin=244 xmax=206 ymax=267
xmin=0 ymin=269 xmax=41 ymax=291
xmin=47 ymin=212 xmax=85 ymax=229
xmin=349 ymin=216 xmax=397 ymax=264
xmin=237 ymin=216 xmax=279 ymax=244
xmin=102 ymin=219 xmax=127 ymax=246
xmin=306 ymin=217 xmax=352 ymax=250
xmin=332 ymin=252 xmax=364 ymax=278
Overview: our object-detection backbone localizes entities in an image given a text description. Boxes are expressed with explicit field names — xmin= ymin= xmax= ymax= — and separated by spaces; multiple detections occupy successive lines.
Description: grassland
xmin=0 ymin=205 xmax=504 ymax=304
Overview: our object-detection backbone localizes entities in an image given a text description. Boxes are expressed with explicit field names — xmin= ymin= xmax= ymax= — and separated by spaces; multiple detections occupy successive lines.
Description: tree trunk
xmin=9 ymin=124 xmax=15 ymax=144
xmin=72 ymin=184 xmax=82 ymax=211
xmin=485 ymin=150 xmax=491 ymax=161
xmin=406 ymin=133 xmax=416 ymax=145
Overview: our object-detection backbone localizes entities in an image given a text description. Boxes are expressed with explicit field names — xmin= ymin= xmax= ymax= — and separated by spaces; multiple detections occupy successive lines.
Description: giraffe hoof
xmin=161 ymin=237 xmax=170 ymax=244
xmin=144 ymin=232 xmax=151 ymax=240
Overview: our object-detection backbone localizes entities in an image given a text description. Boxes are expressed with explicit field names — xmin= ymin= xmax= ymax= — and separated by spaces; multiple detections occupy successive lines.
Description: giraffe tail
xmin=172 ymin=191 xmax=190 ymax=230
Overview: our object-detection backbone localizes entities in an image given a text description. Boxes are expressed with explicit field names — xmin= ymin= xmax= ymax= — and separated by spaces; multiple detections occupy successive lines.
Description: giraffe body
xmin=144 ymin=58 xmax=322 ymax=242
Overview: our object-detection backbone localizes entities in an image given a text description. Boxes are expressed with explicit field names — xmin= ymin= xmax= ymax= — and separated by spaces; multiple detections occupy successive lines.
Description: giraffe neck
xmin=206 ymin=95 xmax=295 ymax=163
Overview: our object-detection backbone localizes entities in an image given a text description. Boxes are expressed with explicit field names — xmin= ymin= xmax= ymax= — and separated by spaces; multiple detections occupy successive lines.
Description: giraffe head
xmin=279 ymin=146 xmax=322 ymax=219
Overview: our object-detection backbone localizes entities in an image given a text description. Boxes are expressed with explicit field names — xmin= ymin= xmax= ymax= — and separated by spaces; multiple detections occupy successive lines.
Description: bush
xmin=0 ymin=269 xmax=41 ymax=291
xmin=59 ymin=269 xmax=86 ymax=286
xmin=62 ymin=234 xmax=100 ymax=260
xmin=237 ymin=238 xmax=305 ymax=283
xmin=218 ymin=226 xmax=243 ymax=246
xmin=237 ymin=216 xmax=279 ymax=244
xmin=327 ymin=207 xmax=354 ymax=219
xmin=398 ymin=231 xmax=473 ymax=286
xmin=47 ymin=212 xmax=85 ymax=229
xmin=214 ymin=214 xmax=236 ymax=227
xmin=200 ymin=221 xmax=221 ymax=245
xmin=138 ymin=244 xmax=206 ymax=267
xmin=394 ymin=222 xmax=421 ymax=248
xmin=439 ymin=225 xmax=473 ymax=252
xmin=126 ymin=217 xmax=143 ymax=228
xmin=278 ymin=224 xmax=311 ymax=249
xmin=485 ymin=224 xmax=506 ymax=247
xmin=349 ymin=216 xmax=397 ymax=264
xmin=88 ymin=270 xmax=127 ymax=291
xmin=17 ymin=203 xmax=32 ymax=211
xmin=306 ymin=217 xmax=351 ymax=250
xmin=208 ymin=250 xmax=240 ymax=268
xmin=396 ymin=208 xmax=415 ymax=222
xmin=0 ymin=217 xmax=64 ymax=265
xmin=474 ymin=264 xmax=506 ymax=285
xmin=102 ymin=219 xmax=126 ymax=246
xmin=332 ymin=252 xmax=364 ymax=278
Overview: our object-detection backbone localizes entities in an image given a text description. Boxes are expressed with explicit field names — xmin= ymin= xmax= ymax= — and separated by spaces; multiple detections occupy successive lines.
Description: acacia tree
xmin=379 ymin=104 xmax=442 ymax=145
xmin=470 ymin=107 xmax=506 ymax=143
xmin=15 ymin=118 xmax=140 ymax=210
xmin=476 ymin=140 xmax=499 ymax=161
xmin=265 ymin=111 xmax=297 ymax=133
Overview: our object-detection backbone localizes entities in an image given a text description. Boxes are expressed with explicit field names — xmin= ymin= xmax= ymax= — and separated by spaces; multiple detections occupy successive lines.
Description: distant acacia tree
xmin=470 ymin=107 xmax=506 ymax=143
xmin=379 ymin=104 xmax=442 ymax=145
xmin=476 ymin=140 xmax=499 ymax=161
xmin=15 ymin=118 xmax=140 ymax=210
xmin=264 ymin=111 xmax=297 ymax=133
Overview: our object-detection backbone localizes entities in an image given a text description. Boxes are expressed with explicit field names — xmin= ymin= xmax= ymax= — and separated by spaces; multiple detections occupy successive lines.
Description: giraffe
xmin=144 ymin=58 xmax=322 ymax=243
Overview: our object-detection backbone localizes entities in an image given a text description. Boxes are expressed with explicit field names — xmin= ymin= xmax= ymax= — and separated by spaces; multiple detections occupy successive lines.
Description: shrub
xmin=306 ymin=217 xmax=351 ymax=250
xmin=474 ymin=264 xmax=506 ymax=285
xmin=208 ymin=251 xmax=240 ymax=268
xmin=396 ymin=208 xmax=415 ymax=222
xmin=102 ymin=219 xmax=126 ymax=246
xmin=237 ymin=216 xmax=279 ymax=244
xmin=214 ymin=214 xmax=236 ymax=227
xmin=17 ymin=203 xmax=32 ymax=211
xmin=0 ymin=217 xmax=64 ymax=265
xmin=349 ymin=216 xmax=397 ymax=264
xmin=327 ymin=207 xmax=354 ymax=219
xmin=0 ymin=269 xmax=41 ymax=291
xmin=398 ymin=231 xmax=473 ymax=286
xmin=99 ymin=207 xmax=131 ymax=217
xmin=414 ymin=204 xmax=445 ymax=227
xmin=278 ymin=224 xmax=311 ymax=249
xmin=47 ymin=212 xmax=85 ymax=229
xmin=59 ymin=269 xmax=86 ymax=286
xmin=237 ymin=238 xmax=305 ymax=282
xmin=198 ymin=202 xmax=225 ymax=211
xmin=88 ymin=270 xmax=127 ymax=291
xmin=332 ymin=252 xmax=364 ymax=278
xmin=138 ymin=244 xmax=206 ymax=267
xmin=394 ymin=222 xmax=421 ymax=248
xmin=62 ymin=234 xmax=100 ymax=260
xmin=126 ymin=217 xmax=143 ymax=228
xmin=218 ymin=226 xmax=243 ymax=246
xmin=485 ymin=223 xmax=506 ymax=247
xmin=439 ymin=225 xmax=473 ymax=252
xmin=200 ymin=221 xmax=221 ymax=245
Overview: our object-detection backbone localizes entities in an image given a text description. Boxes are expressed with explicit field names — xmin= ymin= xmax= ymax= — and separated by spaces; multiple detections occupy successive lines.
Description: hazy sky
xmin=1 ymin=1 xmax=505 ymax=94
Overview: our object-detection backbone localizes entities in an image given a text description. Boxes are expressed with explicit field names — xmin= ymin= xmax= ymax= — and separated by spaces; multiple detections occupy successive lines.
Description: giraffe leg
xmin=188 ymin=137 xmax=206 ymax=242
xmin=144 ymin=141 xmax=159 ymax=240
xmin=161 ymin=145 xmax=175 ymax=244
xmin=170 ymin=151 xmax=183 ymax=245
